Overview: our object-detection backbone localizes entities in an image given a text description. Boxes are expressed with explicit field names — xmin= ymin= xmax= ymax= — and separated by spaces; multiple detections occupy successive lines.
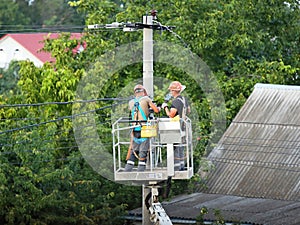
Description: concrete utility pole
xmin=142 ymin=13 xmax=154 ymax=225
xmin=142 ymin=184 xmax=151 ymax=225
xmin=143 ymin=15 xmax=154 ymax=99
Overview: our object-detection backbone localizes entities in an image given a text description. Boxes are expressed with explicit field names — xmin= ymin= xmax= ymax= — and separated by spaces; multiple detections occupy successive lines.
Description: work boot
xmin=137 ymin=165 xmax=146 ymax=171
xmin=174 ymin=165 xmax=180 ymax=171
xmin=124 ymin=163 xmax=134 ymax=172
xmin=180 ymin=163 xmax=185 ymax=171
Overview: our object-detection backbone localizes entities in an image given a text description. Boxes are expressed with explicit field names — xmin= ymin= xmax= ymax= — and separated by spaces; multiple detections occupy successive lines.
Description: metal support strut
xmin=145 ymin=183 xmax=173 ymax=225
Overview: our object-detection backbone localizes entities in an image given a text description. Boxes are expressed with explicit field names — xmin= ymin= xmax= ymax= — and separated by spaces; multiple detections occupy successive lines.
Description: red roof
xmin=0 ymin=33 xmax=83 ymax=63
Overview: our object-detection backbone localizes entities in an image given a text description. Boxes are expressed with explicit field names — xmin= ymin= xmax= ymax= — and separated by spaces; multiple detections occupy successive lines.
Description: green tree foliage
xmin=0 ymin=0 xmax=29 ymax=37
xmin=0 ymin=61 xmax=20 ymax=96
xmin=26 ymin=0 xmax=85 ymax=27
xmin=0 ymin=0 xmax=300 ymax=224
xmin=0 ymin=0 xmax=85 ymax=36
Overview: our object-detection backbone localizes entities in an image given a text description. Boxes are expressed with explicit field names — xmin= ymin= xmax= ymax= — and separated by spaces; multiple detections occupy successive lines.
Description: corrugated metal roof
xmin=204 ymin=83 xmax=300 ymax=201
xmin=163 ymin=193 xmax=300 ymax=225
xmin=129 ymin=193 xmax=300 ymax=225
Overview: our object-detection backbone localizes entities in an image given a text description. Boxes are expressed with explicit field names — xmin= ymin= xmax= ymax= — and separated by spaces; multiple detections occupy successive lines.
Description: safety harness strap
xmin=131 ymin=97 xmax=148 ymax=143
xmin=177 ymin=96 xmax=186 ymax=120
xmin=131 ymin=97 xmax=147 ymax=122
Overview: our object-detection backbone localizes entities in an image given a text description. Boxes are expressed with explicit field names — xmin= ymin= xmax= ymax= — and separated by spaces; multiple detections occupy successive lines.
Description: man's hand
xmin=161 ymin=102 xmax=168 ymax=109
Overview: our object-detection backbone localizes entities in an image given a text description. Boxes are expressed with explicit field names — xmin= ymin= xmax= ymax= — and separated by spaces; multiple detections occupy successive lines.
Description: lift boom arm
xmin=148 ymin=186 xmax=173 ymax=225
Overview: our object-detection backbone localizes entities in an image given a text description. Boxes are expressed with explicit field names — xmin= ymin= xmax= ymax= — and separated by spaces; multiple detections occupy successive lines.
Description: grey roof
xmin=161 ymin=193 xmax=300 ymax=225
xmin=204 ymin=83 xmax=300 ymax=201
xmin=129 ymin=193 xmax=300 ymax=225
xmin=128 ymin=83 xmax=300 ymax=225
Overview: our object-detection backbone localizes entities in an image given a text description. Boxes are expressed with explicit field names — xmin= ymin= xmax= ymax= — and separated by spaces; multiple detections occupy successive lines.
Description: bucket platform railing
xmin=112 ymin=116 xmax=193 ymax=182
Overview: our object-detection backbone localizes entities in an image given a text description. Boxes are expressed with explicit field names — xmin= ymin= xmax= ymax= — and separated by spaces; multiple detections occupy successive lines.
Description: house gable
xmin=0 ymin=35 xmax=45 ymax=68
xmin=0 ymin=33 xmax=83 ymax=69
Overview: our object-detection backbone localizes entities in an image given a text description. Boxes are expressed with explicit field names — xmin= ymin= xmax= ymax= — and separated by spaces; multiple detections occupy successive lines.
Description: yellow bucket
xmin=171 ymin=115 xmax=180 ymax=121
xmin=141 ymin=125 xmax=158 ymax=137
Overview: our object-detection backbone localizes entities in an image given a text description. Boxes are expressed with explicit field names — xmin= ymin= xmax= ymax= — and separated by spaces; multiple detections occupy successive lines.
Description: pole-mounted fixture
xmin=87 ymin=10 xmax=175 ymax=98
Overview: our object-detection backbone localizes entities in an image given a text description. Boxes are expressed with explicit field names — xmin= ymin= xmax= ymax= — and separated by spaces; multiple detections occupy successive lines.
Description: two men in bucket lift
xmin=124 ymin=81 xmax=189 ymax=172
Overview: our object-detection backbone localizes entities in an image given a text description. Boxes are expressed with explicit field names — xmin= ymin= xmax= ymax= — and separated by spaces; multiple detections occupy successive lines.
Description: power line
xmin=0 ymin=104 xmax=117 ymax=135
xmin=0 ymin=113 xmax=113 ymax=146
xmin=0 ymin=97 xmax=130 ymax=108
xmin=0 ymin=24 xmax=85 ymax=28
xmin=0 ymin=29 xmax=85 ymax=36
xmin=0 ymin=119 xmax=113 ymax=155
xmin=2 ymin=155 xmax=85 ymax=166
xmin=0 ymin=102 xmax=114 ymax=162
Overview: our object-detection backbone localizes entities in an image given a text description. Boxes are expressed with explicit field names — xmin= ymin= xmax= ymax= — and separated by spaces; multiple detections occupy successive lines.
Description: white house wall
xmin=0 ymin=36 xmax=43 ymax=69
